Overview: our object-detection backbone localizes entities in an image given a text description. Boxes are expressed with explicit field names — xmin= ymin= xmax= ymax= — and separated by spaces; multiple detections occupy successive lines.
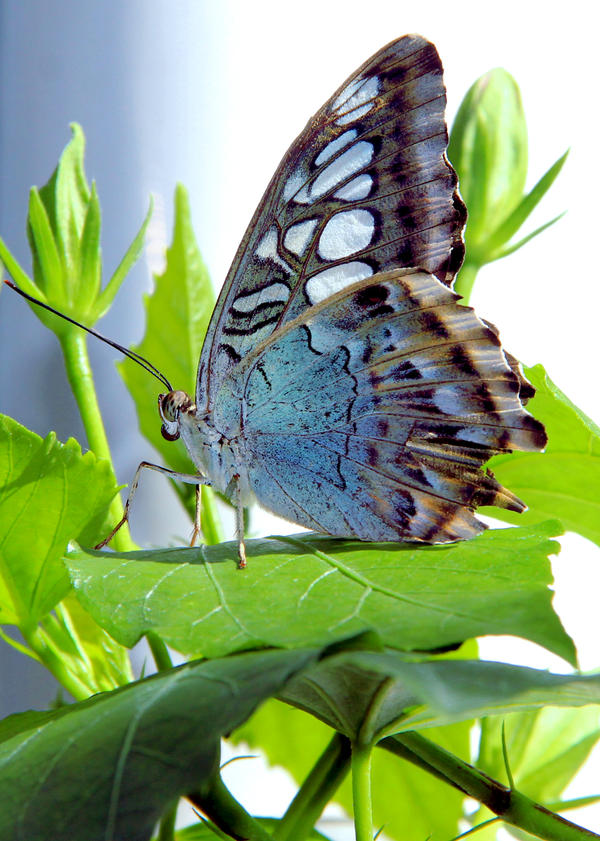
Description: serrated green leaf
xmin=118 ymin=184 xmax=214 ymax=475
xmin=0 ymin=647 xmax=319 ymax=841
xmin=280 ymin=651 xmax=600 ymax=739
xmin=0 ymin=414 xmax=118 ymax=625
xmin=66 ymin=522 xmax=574 ymax=663
xmin=484 ymin=365 xmax=600 ymax=546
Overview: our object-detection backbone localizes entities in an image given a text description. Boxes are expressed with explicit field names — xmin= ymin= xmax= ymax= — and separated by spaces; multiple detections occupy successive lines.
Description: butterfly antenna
xmin=4 ymin=279 xmax=173 ymax=391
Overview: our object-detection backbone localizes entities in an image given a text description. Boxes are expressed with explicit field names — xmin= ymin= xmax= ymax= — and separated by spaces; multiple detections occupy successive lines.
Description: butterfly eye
xmin=158 ymin=391 xmax=192 ymax=441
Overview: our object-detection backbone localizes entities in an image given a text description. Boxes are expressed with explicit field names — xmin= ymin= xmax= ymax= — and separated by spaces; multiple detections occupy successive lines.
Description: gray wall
xmin=0 ymin=1 xmax=225 ymax=716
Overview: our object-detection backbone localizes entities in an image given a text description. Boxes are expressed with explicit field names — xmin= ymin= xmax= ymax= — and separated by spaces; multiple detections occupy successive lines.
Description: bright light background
xmin=0 ymin=0 xmax=599 ymax=834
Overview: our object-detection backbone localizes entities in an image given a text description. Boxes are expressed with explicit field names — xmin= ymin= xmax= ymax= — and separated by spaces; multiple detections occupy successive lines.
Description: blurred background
xmin=1 ymin=0 xmax=599 ymax=833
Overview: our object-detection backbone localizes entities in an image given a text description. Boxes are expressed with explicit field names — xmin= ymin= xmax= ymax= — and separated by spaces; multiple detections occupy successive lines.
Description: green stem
xmin=352 ymin=743 xmax=374 ymax=841
xmin=24 ymin=625 xmax=92 ymax=701
xmin=453 ymin=260 xmax=480 ymax=304
xmin=201 ymin=486 xmax=225 ymax=545
xmin=59 ymin=330 xmax=134 ymax=552
xmin=188 ymin=773 xmax=274 ymax=841
xmin=157 ymin=802 xmax=177 ymax=841
xmin=383 ymin=733 xmax=600 ymax=841
xmin=146 ymin=631 xmax=174 ymax=672
xmin=274 ymin=733 xmax=352 ymax=841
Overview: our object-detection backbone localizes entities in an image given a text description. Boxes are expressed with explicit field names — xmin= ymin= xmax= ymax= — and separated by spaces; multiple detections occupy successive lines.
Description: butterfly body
xmin=156 ymin=35 xmax=546 ymax=558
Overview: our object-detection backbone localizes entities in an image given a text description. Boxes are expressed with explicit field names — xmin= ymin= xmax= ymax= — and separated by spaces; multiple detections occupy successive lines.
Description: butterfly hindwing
xmin=212 ymin=270 xmax=545 ymax=542
xmin=197 ymin=35 xmax=466 ymax=407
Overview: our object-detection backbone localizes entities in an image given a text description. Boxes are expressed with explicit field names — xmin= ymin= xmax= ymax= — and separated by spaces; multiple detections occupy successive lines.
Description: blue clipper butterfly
xmin=10 ymin=34 xmax=533 ymax=567
xmin=140 ymin=34 xmax=545 ymax=567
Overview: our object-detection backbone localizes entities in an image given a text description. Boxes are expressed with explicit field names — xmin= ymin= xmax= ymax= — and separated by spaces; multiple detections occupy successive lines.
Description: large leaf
xmin=0 ymin=648 xmax=320 ymax=841
xmin=118 ymin=184 xmax=214 ymax=475
xmin=280 ymin=651 xmax=600 ymax=740
xmin=484 ymin=365 xmax=600 ymax=546
xmin=0 ymin=414 xmax=117 ymax=625
xmin=233 ymin=698 xmax=469 ymax=841
xmin=66 ymin=522 xmax=574 ymax=663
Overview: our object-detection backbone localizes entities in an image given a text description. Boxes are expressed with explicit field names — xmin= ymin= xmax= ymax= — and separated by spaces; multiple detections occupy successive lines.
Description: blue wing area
xmin=215 ymin=270 xmax=545 ymax=542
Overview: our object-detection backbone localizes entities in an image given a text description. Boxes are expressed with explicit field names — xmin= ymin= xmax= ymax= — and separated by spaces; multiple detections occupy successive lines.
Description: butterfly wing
xmin=196 ymin=35 xmax=466 ymax=407
xmin=213 ymin=271 xmax=546 ymax=542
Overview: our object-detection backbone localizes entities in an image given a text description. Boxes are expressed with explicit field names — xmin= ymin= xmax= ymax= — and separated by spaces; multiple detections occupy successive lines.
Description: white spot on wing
xmin=315 ymin=129 xmax=357 ymax=166
xmin=255 ymin=227 xmax=293 ymax=274
xmin=334 ymin=174 xmax=373 ymax=201
xmin=332 ymin=76 xmax=380 ymax=126
xmin=283 ymin=219 xmax=319 ymax=257
xmin=306 ymin=261 xmax=373 ymax=304
xmin=232 ymin=283 xmax=290 ymax=314
xmin=311 ymin=141 xmax=374 ymax=199
xmin=318 ymin=209 xmax=375 ymax=260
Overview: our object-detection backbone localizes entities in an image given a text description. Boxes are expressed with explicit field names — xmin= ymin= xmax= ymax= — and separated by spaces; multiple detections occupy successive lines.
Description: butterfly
xmin=105 ymin=34 xmax=547 ymax=567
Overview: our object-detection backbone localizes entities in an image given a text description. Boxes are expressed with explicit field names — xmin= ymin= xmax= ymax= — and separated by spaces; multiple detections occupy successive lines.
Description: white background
xmin=0 ymin=1 xmax=599 ymax=835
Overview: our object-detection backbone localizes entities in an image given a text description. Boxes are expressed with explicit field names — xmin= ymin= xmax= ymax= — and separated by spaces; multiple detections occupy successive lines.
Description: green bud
xmin=449 ymin=69 xmax=567 ymax=300
xmin=0 ymin=123 xmax=152 ymax=338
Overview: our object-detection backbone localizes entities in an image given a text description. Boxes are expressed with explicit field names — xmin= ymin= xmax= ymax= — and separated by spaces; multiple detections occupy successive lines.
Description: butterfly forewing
xmin=197 ymin=35 xmax=466 ymax=407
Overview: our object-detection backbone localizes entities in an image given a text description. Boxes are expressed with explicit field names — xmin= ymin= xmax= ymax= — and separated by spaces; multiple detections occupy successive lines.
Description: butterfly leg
xmin=235 ymin=478 xmax=247 ymax=570
xmin=223 ymin=474 xmax=247 ymax=569
xmin=95 ymin=461 xmax=210 ymax=550
xmin=190 ymin=485 xmax=202 ymax=547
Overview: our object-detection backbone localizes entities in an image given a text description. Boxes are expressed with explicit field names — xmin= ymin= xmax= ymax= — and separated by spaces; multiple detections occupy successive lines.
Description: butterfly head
xmin=159 ymin=390 xmax=193 ymax=441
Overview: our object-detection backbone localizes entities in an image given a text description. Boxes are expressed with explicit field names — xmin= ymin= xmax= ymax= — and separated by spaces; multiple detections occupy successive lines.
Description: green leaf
xmin=484 ymin=365 xmax=600 ymax=546
xmin=41 ymin=592 xmax=134 ymax=694
xmin=491 ymin=211 xmax=565 ymax=261
xmin=93 ymin=195 xmax=153 ymax=320
xmin=0 ymin=647 xmax=320 ymax=841
xmin=485 ymin=150 xmax=568 ymax=257
xmin=477 ymin=707 xmax=600 ymax=805
xmin=0 ymin=414 xmax=118 ymax=626
xmin=27 ymin=187 xmax=66 ymax=303
xmin=233 ymin=699 xmax=469 ymax=841
xmin=280 ymin=651 xmax=600 ymax=739
xmin=0 ymin=235 xmax=42 ymax=300
xmin=77 ymin=181 xmax=102 ymax=305
xmin=118 ymin=184 xmax=214 ymax=476
xmin=66 ymin=522 xmax=574 ymax=663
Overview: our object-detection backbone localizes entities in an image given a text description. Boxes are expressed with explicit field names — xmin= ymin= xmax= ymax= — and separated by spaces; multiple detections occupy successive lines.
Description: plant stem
xmin=352 ymin=743 xmax=374 ymax=841
xmin=201 ymin=485 xmax=225 ymax=545
xmin=274 ymin=733 xmax=352 ymax=841
xmin=59 ymin=330 xmax=134 ymax=552
xmin=157 ymin=802 xmax=177 ymax=841
xmin=453 ymin=260 xmax=480 ymax=304
xmin=188 ymin=773 xmax=274 ymax=841
xmin=383 ymin=733 xmax=600 ymax=841
xmin=24 ymin=625 xmax=92 ymax=701
xmin=147 ymin=631 xmax=174 ymax=672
